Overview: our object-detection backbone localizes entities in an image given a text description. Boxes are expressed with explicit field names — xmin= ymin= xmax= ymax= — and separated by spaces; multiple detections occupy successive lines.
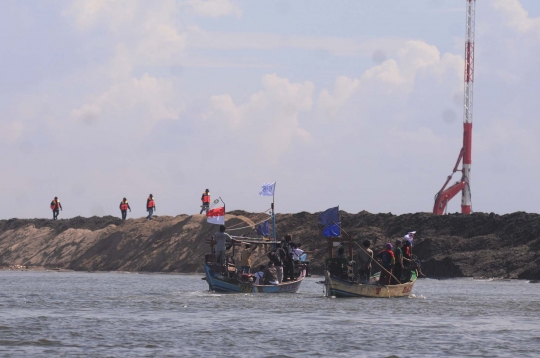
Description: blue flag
xmin=323 ymin=222 xmax=341 ymax=237
xmin=318 ymin=206 xmax=339 ymax=225
xmin=259 ymin=182 xmax=276 ymax=196
xmin=257 ymin=221 xmax=270 ymax=236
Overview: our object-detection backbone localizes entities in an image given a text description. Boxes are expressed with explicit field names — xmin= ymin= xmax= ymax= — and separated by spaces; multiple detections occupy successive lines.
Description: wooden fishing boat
xmin=324 ymin=270 xmax=417 ymax=298
xmin=319 ymin=216 xmax=419 ymax=298
xmin=203 ymin=256 xmax=306 ymax=293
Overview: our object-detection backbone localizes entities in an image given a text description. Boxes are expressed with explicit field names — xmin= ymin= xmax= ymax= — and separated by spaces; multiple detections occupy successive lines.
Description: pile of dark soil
xmin=0 ymin=211 xmax=539 ymax=279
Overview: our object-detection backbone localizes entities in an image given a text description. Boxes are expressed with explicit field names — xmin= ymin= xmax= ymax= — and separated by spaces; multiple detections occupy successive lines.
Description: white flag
xmin=259 ymin=182 xmax=276 ymax=196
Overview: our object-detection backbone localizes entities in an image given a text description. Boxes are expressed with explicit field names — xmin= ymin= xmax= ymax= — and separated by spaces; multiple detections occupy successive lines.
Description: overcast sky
xmin=2 ymin=0 xmax=540 ymax=219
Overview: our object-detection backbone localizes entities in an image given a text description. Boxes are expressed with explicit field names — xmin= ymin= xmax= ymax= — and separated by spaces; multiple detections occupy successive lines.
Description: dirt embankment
xmin=0 ymin=211 xmax=539 ymax=279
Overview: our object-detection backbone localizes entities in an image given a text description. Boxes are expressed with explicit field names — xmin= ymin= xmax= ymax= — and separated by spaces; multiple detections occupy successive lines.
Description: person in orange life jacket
xmin=50 ymin=197 xmax=62 ymax=220
xmin=376 ymin=243 xmax=395 ymax=286
xmin=200 ymin=189 xmax=210 ymax=214
xmin=119 ymin=198 xmax=131 ymax=220
xmin=146 ymin=194 xmax=156 ymax=220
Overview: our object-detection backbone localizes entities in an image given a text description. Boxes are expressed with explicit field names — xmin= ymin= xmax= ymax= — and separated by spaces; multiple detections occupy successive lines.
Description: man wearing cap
xmin=376 ymin=243 xmax=395 ymax=285
xmin=404 ymin=231 xmax=416 ymax=248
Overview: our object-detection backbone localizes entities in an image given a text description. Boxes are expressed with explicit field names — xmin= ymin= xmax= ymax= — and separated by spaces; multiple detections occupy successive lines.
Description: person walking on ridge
xmin=119 ymin=198 xmax=131 ymax=220
xmin=146 ymin=194 xmax=156 ymax=220
xmin=50 ymin=197 xmax=62 ymax=220
xmin=200 ymin=189 xmax=210 ymax=214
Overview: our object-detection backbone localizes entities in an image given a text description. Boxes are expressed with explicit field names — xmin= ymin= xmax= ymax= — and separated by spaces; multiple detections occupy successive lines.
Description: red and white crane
xmin=433 ymin=0 xmax=475 ymax=215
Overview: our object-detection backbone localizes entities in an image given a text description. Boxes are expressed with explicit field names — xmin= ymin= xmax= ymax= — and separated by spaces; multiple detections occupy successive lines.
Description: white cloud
xmin=493 ymin=0 xmax=540 ymax=37
xmin=70 ymin=74 xmax=180 ymax=136
xmin=181 ymin=0 xmax=242 ymax=18
xmin=208 ymin=73 xmax=314 ymax=162
xmin=0 ymin=122 xmax=24 ymax=143
xmin=186 ymin=26 xmax=405 ymax=57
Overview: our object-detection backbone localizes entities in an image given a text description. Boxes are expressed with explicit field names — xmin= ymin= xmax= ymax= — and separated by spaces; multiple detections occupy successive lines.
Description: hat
xmin=408 ymin=231 xmax=416 ymax=235
xmin=385 ymin=243 xmax=393 ymax=250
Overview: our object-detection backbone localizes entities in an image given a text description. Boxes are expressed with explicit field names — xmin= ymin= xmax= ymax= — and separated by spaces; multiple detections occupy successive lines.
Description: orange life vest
xmin=202 ymin=192 xmax=210 ymax=204
xmin=121 ymin=202 xmax=129 ymax=210
xmin=147 ymin=199 xmax=155 ymax=208
xmin=50 ymin=200 xmax=60 ymax=210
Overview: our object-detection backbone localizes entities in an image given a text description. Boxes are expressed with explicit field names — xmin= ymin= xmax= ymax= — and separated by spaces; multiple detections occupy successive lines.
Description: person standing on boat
xmin=240 ymin=244 xmax=256 ymax=274
xmin=214 ymin=225 xmax=232 ymax=265
xmin=200 ymin=189 xmax=210 ymax=214
xmin=262 ymin=262 xmax=279 ymax=285
xmin=392 ymin=239 xmax=404 ymax=284
xmin=282 ymin=234 xmax=295 ymax=282
xmin=50 ymin=197 xmax=62 ymax=220
xmin=356 ymin=240 xmax=373 ymax=283
xmin=146 ymin=194 xmax=156 ymax=220
xmin=119 ymin=198 xmax=131 ymax=220
xmin=376 ymin=243 xmax=395 ymax=285
xmin=404 ymin=231 xmax=415 ymax=251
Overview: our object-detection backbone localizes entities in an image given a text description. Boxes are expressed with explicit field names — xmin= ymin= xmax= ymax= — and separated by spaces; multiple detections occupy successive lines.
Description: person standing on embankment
xmin=146 ymin=194 xmax=156 ymax=220
xmin=50 ymin=197 xmax=62 ymax=220
xmin=119 ymin=198 xmax=131 ymax=220
xmin=200 ymin=189 xmax=210 ymax=214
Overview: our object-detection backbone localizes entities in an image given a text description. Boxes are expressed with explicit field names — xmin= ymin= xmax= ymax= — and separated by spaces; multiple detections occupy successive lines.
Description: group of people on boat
xmin=211 ymin=225 xmax=311 ymax=286
xmin=328 ymin=231 xmax=423 ymax=285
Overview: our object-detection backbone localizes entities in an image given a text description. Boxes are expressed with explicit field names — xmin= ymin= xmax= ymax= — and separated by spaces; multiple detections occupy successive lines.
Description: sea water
xmin=0 ymin=271 xmax=539 ymax=357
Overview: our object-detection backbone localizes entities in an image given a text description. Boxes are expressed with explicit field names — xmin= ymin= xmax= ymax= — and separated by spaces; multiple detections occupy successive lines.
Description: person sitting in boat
xmin=214 ymin=225 xmax=232 ymax=266
xmin=376 ymin=243 xmax=395 ymax=285
xmin=356 ymin=240 xmax=373 ymax=284
xmin=263 ymin=262 xmax=279 ymax=285
xmin=254 ymin=265 xmax=265 ymax=285
xmin=392 ymin=239 xmax=404 ymax=284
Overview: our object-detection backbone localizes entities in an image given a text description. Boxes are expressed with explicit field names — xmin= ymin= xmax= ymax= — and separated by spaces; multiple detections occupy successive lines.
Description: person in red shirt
xmin=50 ymin=197 xmax=62 ymax=220
xmin=119 ymin=198 xmax=131 ymax=220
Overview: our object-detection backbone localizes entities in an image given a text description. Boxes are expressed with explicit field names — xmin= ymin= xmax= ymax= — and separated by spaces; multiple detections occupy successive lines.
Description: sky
xmin=2 ymin=0 xmax=540 ymax=219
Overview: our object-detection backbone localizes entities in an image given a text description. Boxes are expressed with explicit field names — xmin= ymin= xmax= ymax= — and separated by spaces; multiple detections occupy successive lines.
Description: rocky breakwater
xmin=0 ymin=211 xmax=539 ymax=279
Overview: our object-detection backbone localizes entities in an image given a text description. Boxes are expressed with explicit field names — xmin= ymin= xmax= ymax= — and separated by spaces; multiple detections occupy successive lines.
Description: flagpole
xmin=272 ymin=182 xmax=276 ymax=242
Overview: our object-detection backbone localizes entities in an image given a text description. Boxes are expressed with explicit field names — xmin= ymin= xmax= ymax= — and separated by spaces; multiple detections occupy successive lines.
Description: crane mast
xmin=433 ymin=0 xmax=475 ymax=215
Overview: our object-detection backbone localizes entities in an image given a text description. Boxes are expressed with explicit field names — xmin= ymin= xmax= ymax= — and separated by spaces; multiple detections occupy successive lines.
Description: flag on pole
xmin=206 ymin=206 xmax=225 ymax=225
xmin=259 ymin=182 xmax=276 ymax=197
xmin=318 ymin=206 xmax=339 ymax=225
xmin=257 ymin=221 xmax=270 ymax=236
xmin=323 ymin=222 xmax=341 ymax=237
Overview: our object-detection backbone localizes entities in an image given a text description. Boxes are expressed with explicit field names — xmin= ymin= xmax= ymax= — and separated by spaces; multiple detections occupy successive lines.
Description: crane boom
xmin=433 ymin=0 xmax=475 ymax=215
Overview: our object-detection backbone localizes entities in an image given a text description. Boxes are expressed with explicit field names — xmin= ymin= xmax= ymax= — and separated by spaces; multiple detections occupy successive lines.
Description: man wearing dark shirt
xmin=392 ymin=239 xmax=404 ymax=284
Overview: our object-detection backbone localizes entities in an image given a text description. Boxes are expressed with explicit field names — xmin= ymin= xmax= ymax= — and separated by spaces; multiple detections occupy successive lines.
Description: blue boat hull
xmin=204 ymin=264 xmax=305 ymax=293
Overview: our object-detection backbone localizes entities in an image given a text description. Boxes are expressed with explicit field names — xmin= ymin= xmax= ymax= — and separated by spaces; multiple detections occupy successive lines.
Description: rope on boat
xmin=225 ymin=210 xmax=272 ymax=231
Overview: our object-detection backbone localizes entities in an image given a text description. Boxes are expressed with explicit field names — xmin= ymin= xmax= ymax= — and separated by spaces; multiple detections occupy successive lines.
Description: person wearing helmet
xmin=200 ymin=189 xmax=210 ymax=214
xmin=146 ymin=194 xmax=156 ymax=220
xmin=119 ymin=198 xmax=131 ymax=220
xmin=50 ymin=197 xmax=62 ymax=220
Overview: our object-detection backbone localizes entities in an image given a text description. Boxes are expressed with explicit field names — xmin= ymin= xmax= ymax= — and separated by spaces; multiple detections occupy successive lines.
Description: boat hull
xmin=204 ymin=263 xmax=305 ymax=293
xmin=324 ymin=270 xmax=416 ymax=298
